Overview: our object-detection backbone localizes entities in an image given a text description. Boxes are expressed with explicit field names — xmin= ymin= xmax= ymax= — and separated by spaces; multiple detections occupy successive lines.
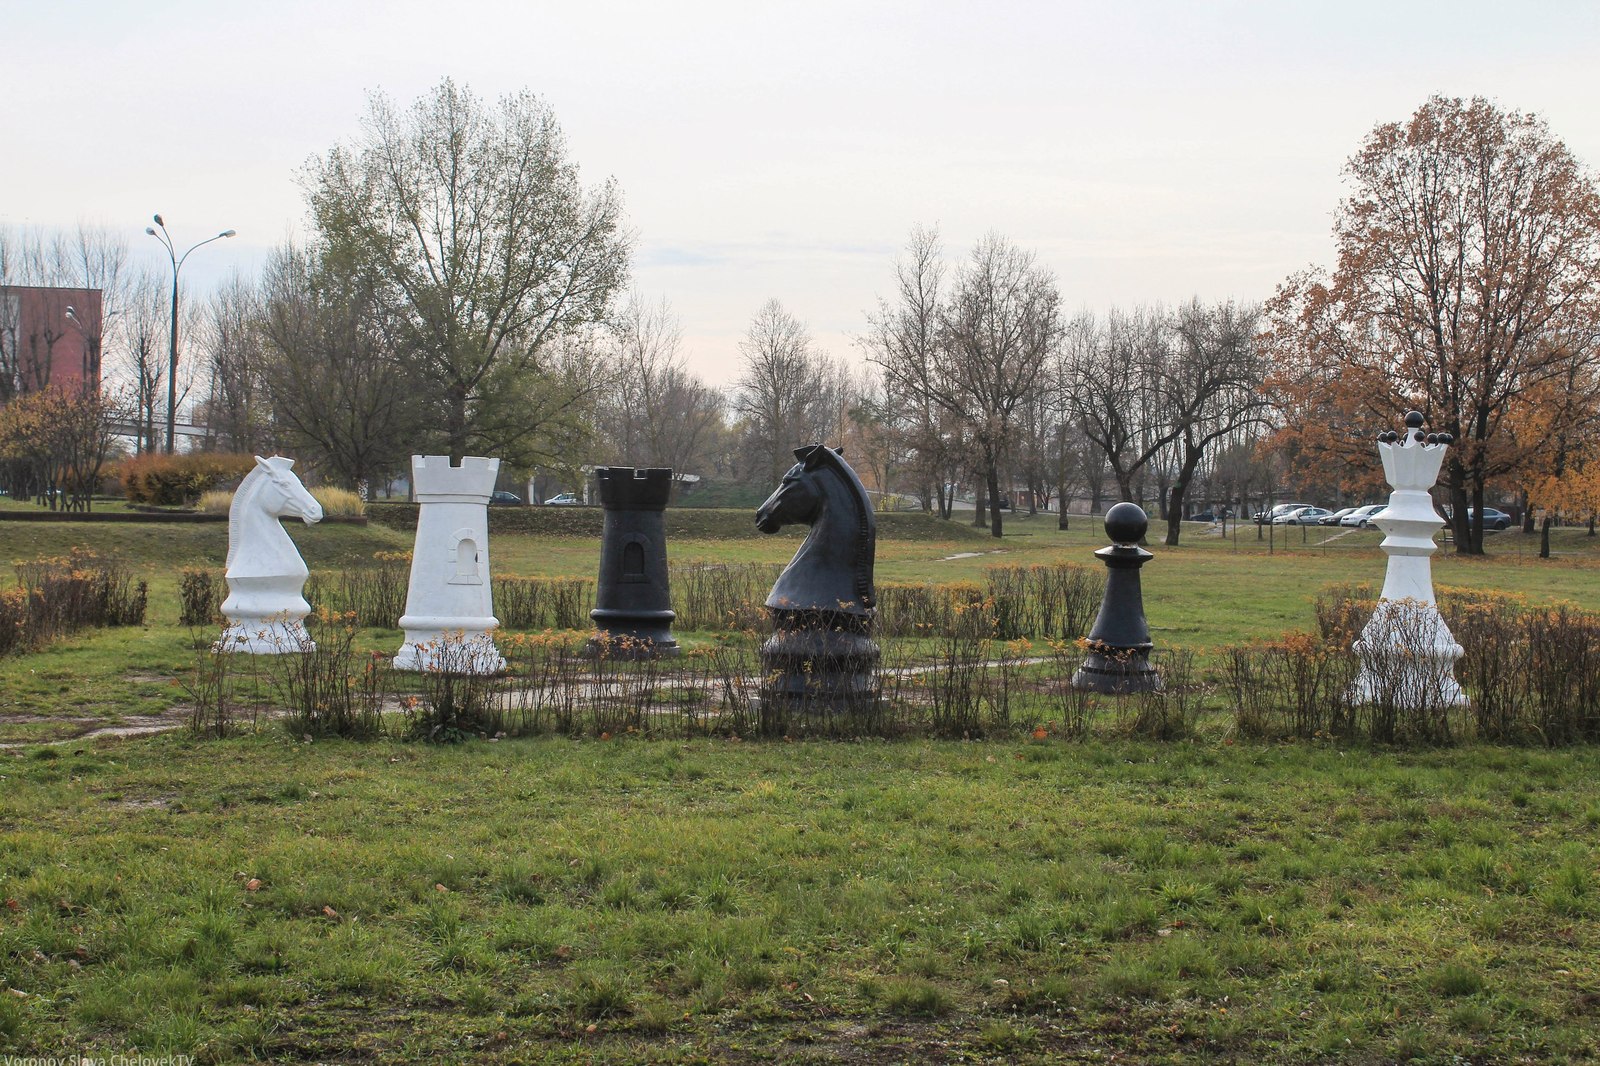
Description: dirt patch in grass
xmin=0 ymin=709 xmax=188 ymax=747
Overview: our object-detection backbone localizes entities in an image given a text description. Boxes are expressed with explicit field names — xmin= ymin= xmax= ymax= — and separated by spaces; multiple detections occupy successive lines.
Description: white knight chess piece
xmin=218 ymin=456 xmax=324 ymax=653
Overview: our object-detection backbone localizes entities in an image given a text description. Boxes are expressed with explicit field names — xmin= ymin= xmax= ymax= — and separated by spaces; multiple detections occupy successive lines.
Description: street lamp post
xmin=145 ymin=215 xmax=236 ymax=453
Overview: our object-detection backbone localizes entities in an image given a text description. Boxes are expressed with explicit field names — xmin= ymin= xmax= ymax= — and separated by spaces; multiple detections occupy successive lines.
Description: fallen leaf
xmin=322 ymin=905 xmax=339 ymax=919
xmin=434 ymin=883 xmax=449 ymax=893
xmin=584 ymin=1023 xmax=597 ymax=1033
xmin=245 ymin=879 xmax=262 ymax=892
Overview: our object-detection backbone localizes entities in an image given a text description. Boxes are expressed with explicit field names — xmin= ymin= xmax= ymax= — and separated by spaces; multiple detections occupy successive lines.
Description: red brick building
xmin=0 ymin=285 xmax=104 ymax=397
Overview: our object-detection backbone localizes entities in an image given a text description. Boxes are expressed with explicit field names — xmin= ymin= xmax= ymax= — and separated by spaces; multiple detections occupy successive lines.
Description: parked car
xmin=1470 ymin=507 xmax=1512 ymax=531
xmin=544 ymin=492 xmax=581 ymax=506
xmin=1341 ymin=503 xmax=1387 ymax=527
xmin=1276 ymin=507 xmax=1334 ymax=525
xmin=1320 ymin=506 xmax=1358 ymax=526
xmin=1186 ymin=508 xmax=1233 ymax=522
xmin=1254 ymin=503 xmax=1312 ymax=523
xmin=489 ymin=490 xmax=522 ymax=506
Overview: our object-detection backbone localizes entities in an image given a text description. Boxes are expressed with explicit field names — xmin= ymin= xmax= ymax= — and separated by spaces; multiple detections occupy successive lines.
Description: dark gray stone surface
xmin=1073 ymin=502 xmax=1163 ymax=694
xmin=585 ymin=467 xmax=679 ymax=658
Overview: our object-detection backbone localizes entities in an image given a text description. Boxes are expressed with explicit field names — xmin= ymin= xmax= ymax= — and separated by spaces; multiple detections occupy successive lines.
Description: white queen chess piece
xmin=1351 ymin=411 xmax=1467 ymax=708
xmin=218 ymin=456 xmax=323 ymax=653
xmin=393 ymin=455 xmax=506 ymax=674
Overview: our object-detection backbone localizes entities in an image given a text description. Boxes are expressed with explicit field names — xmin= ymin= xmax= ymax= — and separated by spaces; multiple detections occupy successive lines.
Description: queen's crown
xmin=1376 ymin=411 xmax=1451 ymax=492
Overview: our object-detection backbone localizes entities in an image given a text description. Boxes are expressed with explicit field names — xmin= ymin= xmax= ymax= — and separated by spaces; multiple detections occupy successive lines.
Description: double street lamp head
xmin=145 ymin=214 xmax=237 ymax=453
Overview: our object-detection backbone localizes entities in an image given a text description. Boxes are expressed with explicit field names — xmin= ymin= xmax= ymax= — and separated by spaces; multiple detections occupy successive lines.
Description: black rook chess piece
xmin=584 ymin=467 xmax=680 ymax=659
xmin=1072 ymin=502 xmax=1162 ymax=694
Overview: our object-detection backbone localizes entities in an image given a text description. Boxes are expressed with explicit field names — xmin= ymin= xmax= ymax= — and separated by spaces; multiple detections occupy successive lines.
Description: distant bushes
xmin=117 ymin=452 xmax=255 ymax=506
xmin=366 ymin=503 xmax=988 ymax=542
xmin=296 ymin=558 xmax=1101 ymax=642
xmin=310 ymin=486 xmax=365 ymax=518
xmin=200 ymin=484 xmax=365 ymax=519
xmin=0 ymin=549 xmax=147 ymax=656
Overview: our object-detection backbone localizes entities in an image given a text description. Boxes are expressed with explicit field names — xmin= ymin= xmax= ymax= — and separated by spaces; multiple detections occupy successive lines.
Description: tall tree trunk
xmin=1164 ymin=443 xmax=1204 ymax=547
xmin=447 ymin=385 xmax=469 ymax=463
xmin=1540 ymin=514 xmax=1553 ymax=559
xmin=987 ymin=460 xmax=1004 ymax=539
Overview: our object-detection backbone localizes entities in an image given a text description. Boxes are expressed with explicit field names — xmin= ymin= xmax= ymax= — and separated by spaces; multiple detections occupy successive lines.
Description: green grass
xmin=3 ymin=735 xmax=1600 ymax=1062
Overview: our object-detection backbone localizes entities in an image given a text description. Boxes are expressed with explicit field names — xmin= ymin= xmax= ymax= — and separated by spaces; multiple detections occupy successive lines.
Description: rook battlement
xmin=595 ymin=467 xmax=673 ymax=510
xmin=411 ymin=455 xmax=501 ymax=501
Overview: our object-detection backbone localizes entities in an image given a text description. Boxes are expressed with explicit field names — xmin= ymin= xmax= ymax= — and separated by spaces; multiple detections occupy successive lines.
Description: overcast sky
xmin=8 ymin=0 xmax=1600 ymax=385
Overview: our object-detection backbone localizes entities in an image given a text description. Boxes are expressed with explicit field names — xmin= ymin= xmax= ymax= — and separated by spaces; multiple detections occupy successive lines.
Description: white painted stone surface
xmin=393 ymin=455 xmax=506 ymax=674
xmin=218 ymin=456 xmax=324 ymax=653
xmin=1352 ymin=421 xmax=1466 ymax=707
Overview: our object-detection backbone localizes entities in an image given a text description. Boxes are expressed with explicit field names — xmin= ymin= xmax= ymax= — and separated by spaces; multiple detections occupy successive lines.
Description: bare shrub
xmin=262 ymin=611 xmax=389 ymax=738
xmin=671 ymin=563 xmax=775 ymax=631
xmin=179 ymin=567 xmax=222 ymax=627
xmin=179 ymin=631 xmax=268 ymax=738
xmin=402 ymin=634 xmax=505 ymax=742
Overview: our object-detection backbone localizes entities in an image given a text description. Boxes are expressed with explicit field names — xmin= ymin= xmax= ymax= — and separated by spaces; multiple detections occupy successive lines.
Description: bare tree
xmin=938 ymin=234 xmax=1062 ymax=537
xmin=257 ymin=244 xmax=420 ymax=493
xmin=862 ymin=225 xmax=960 ymax=514
xmin=1063 ymin=307 xmax=1180 ymax=510
xmin=198 ymin=272 xmax=271 ymax=453
xmin=734 ymin=299 xmax=848 ymax=481
xmin=1159 ymin=299 xmax=1270 ymax=545
xmin=600 ymin=294 xmax=725 ymax=474
xmin=118 ymin=272 xmax=170 ymax=455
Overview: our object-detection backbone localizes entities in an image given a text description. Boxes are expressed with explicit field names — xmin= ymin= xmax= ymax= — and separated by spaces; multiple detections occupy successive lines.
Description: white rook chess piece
xmin=1351 ymin=411 xmax=1466 ymax=708
xmin=393 ymin=455 xmax=506 ymax=674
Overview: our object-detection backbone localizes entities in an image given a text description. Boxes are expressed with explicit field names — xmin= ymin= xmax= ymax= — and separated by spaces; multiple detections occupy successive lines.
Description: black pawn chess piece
xmin=1072 ymin=502 xmax=1162 ymax=694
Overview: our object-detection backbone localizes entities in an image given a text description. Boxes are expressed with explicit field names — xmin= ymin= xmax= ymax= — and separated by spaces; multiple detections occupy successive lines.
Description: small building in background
xmin=0 ymin=285 xmax=104 ymax=395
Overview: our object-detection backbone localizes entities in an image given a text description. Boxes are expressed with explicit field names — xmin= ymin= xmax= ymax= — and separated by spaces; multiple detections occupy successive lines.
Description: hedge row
xmin=366 ymin=504 xmax=989 ymax=542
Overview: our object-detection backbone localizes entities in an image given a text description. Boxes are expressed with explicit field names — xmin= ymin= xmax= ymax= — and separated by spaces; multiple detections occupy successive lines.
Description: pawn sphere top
xmin=1105 ymin=502 xmax=1148 ymax=545
xmin=1404 ymin=410 xmax=1425 ymax=429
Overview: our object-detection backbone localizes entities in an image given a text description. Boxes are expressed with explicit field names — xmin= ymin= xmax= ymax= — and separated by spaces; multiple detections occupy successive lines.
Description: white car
xmin=544 ymin=492 xmax=581 ymax=506
xmin=1341 ymin=504 xmax=1386 ymax=527
xmin=1276 ymin=506 xmax=1334 ymax=525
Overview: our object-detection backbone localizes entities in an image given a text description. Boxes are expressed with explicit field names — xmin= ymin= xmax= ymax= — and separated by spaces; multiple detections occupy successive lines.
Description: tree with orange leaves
xmin=1266 ymin=96 xmax=1600 ymax=554
xmin=1515 ymin=333 xmax=1600 ymax=556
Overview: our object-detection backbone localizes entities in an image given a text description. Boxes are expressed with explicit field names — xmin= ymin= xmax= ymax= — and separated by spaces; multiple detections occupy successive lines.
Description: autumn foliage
xmin=0 ymin=384 xmax=119 ymax=511
xmin=1266 ymin=95 xmax=1600 ymax=553
xmin=115 ymin=451 xmax=255 ymax=507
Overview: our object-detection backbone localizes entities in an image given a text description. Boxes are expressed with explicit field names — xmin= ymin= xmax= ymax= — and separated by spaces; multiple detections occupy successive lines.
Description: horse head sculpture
xmin=218 ymin=456 xmax=323 ymax=653
xmin=756 ymin=443 xmax=877 ymax=618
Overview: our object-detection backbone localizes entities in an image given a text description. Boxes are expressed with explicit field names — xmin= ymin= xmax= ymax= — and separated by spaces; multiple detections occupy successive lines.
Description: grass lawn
xmin=5 ymin=734 xmax=1600 ymax=1063
xmin=2 ymin=511 xmax=1600 ymax=1061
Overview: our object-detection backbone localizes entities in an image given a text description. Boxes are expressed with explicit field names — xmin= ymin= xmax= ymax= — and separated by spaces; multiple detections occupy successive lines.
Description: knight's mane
xmin=225 ymin=466 xmax=266 ymax=571
xmin=811 ymin=447 xmax=876 ymax=609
